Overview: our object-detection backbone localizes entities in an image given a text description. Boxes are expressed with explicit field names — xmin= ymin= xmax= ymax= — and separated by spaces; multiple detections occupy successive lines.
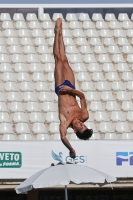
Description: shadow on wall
xmin=0 ymin=8 xmax=133 ymax=19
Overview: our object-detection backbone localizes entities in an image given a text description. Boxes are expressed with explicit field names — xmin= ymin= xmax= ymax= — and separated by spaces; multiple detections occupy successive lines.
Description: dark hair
xmin=76 ymin=129 xmax=93 ymax=140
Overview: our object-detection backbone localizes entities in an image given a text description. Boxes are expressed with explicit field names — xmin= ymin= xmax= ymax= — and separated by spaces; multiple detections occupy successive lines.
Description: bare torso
xmin=58 ymin=93 xmax=83 ymax=127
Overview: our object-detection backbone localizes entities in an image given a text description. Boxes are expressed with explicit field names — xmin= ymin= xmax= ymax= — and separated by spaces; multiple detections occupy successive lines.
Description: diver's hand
xmin=59 ymin=86 xmax=73 ymax=94
xmin=69 ymin=149 xmax=76 ymax=159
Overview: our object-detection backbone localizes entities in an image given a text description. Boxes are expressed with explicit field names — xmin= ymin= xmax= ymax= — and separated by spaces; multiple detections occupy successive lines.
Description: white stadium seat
xmin=1 ymin=13 xmax=11 ymax=21
xmin=49 ymin=122 xmax=59 ymax=134
xmin=32 ymin=123 xmax=47 ymax=134
xmin=101 ymin=91 xmax=114 ymax=101
xmin=0 ymin=123 xmax=13 ymax=134
xmin=37 ymin=46 xmax=50 ymax=54
xmin=13 ymin=112 xmax=27 ymax=123
xmin=15 ymin=21 xmax=27 ymax=29
xmin=7 ymin=92 xmax=21 ymax=102
xmin=77 ymin=72 xmax=90 ymax=82
xmin=35 ymin=82 xmax=49 ymax=92
xmin=81 ymin=82 xmax=95 ymax=91
xmin=105 ymin=13 xmax=116 ymax=21
xmin=96 ymin=21 xmax=107 ymax=29
xmin=23 ymin=45 xmax=35 ymax=54
xmin=122 ymin=21 xmax=133 ymax=29
xmin=106 ymin=101 xmax=120 ymax=111
xmin=10 ymin=102 xmax=24 ymax=112
xmin=18 ymin=29 xmax=30 ymax=37
xmin=86 ymin=91 xmax=100 ymax=101
xmin=0 ymin=63 xmax=12 ymax=72
xmin=102 ymin=63 xmax=115 ymax=72
xmin=0 ymin=102 xmax=8 ymax=112
xmin=94 ymin=111 xmax=109 ymax=122
xmin=4 ymin=29 xmax=17 ymax=37
xmin=2 ymin=134 xmax=15 ymax=140
xmin=116 ymin=122 xmax=130 ymax=133
xmin=92 ymin=72 xmax=105 ymax=81
xmin=118 ymin=13 xmax=129 ymax=21
xmin=19 ymin=134 xmax=32 ymax=140
xmin=17 ymin=72 xmax=30 ymax=82
xmin=126 ymin=81 xmax=133 ymax=90
xmin=45 ymin=112 xmax=59 ymax=123
xmin=13 ymin=13 xmax=25 ymax=21
xmin=29 ymin=21 xmax=41 ymax=29
xmin=39 ymin=13 xmax=51 ymax=21
xmin=20 ymin=82 xmax=33 ymax=91
xmin=86 ymin=29 xmax=99 ymax=38
xmin=42 ymin=21 xmax=54 ymax=29
xmin=88 ymin=63 xmax=101 ymax=72
xmin=66 ymin=13 xmax=77 ymax=21
xmin=29 ymin=112 xmax=44 ymax=123
xmin=83 ymin=21 xmax=95 ymax=29
xmin=26 ymin=102 xmax=40 ymax=112
xmin=32 ymin=72 xmax=45 ymax=82
xmin=92 ymin=13 xmax=103 ymax=21
xmin=26 ymin=13 xmax=38 ymax=21
xmin=52 ymin=13 xmax=64 ymax=21
xmin=0 ymin=92 xmax=6 ymax=101
xmin=117 ymin=63 xmax=130 ymax=72
xmin=111 ymin=111 xmax=125 ymax=122
xmin=16 ymin=123 xmax=30 ymax=134
xmin=96 ymin=81 xmax=110 ymax=91
xmin=2 ymin=72 xmax=16 ymax=82
xmin=112 ymin=81 xmax=124 ymax=91
xmin=42 ymin=102 xmax=56 ymax=112
xmin=117 ymin=91 xmax=131 ymax=101
xmin=122 ymin=101 xmax=133 ymax=111
xmin=109 ymin=21 xmax=121 ymax=29
xmin=9 ymin=46 xmax=22 ymax=54
xmin=113 ymin=29 xmax=125 ymax=38
xmin=37 ymin=134 xmax=50 ymax=140
xmin=22 ymin=92 xmax=36 ymax=102
xmin=122 ymin=133 xmax=133 ymax=140
xmin=90 ymin=101 xmax=104 ymax=111
xmin=127 ymin=111 xmax=133 ymax=122
xmin=5 ymin=82 xmax=18 ymax=91
xmin=2 ymin=21 xmax=14 ymax=29
xmin=79 ymin=13 xmax=90 ymax=21
xmin=104 ymin=133 xmax=117 ymax=140
xmin=99 ymin=122 xmax=113 ymax=133
xmin=38 ymin=92 xmax=53 ymax=102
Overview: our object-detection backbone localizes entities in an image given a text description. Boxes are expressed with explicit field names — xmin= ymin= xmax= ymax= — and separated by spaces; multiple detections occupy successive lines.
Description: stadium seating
xmin=0 ymin=12 xmax=132 ymax=141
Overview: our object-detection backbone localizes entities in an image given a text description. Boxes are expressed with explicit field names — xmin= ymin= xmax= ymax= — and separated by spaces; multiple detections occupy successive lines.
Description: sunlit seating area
xmin=0 ymin=12 xmax=133 ymax=141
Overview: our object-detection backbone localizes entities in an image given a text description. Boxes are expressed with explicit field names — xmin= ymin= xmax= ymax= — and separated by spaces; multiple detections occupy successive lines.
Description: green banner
xmin=0 ymin=152 xmax=22 ymax=168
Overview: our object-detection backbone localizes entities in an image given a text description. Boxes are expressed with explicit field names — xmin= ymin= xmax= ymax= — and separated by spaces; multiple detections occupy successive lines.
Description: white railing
xmin=0 ymin=4 xmax=133 ymax=19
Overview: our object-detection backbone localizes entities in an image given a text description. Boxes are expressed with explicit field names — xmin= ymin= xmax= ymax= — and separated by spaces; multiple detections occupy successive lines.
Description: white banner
xmin=0 ymin=141 xmax=133 ymax=179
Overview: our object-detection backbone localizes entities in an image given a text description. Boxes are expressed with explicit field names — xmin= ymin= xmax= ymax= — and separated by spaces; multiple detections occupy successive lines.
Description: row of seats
xmin=1 ymin=100 xmax=133 ymax=112
xmin=0 ymin=13 xmax=133 ymax=22
xmin=1 ymin=110 xmax=133 ymax=122
xmin=2 ymin=29 xmax=133 ymax=39
xmin=1 ymin=53 xmax=133 ymax=64
xmin=2 ymin=20 xmax=133 ymax=30
xmin=0 ymin=121 xmax=133 ymax=134
xmin=0 ymin=90 xmax=133 ymax=101
xmin=1 ymin=132 xmax=133 ymax=140
xmin=0 ymin=62 xmax=133 ymax=73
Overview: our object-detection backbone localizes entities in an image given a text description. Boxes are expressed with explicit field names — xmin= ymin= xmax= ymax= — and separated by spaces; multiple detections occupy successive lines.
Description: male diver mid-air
xmin=53 ymin=18 xmax=93 ymax=158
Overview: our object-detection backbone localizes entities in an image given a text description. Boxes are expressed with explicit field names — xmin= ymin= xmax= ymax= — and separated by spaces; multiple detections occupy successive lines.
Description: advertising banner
xmin=0 ymin=141 xmax=133 ymax=179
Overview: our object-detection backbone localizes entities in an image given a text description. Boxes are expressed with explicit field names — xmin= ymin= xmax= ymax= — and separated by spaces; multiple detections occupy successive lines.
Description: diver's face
xmin=72 ymin=119 xmax=87 ymax=133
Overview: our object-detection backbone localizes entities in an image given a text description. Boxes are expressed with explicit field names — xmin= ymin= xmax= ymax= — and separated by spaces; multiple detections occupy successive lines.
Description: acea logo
xmin=52 ymin=150 xmax=87 ymax=163
xmin=116 ymin=152 xmax=133 ymax=166
xmin=0 ymin=152 xmax=22 ymax=168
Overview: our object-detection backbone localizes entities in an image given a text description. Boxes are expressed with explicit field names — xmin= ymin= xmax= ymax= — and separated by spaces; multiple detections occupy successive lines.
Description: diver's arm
xmin=60 ymin=122 xmax=76 ymax=158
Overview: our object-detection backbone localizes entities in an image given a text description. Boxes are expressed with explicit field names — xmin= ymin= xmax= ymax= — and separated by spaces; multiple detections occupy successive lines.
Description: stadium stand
xmin=0 ymin=11 xmax=132 ymax=142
